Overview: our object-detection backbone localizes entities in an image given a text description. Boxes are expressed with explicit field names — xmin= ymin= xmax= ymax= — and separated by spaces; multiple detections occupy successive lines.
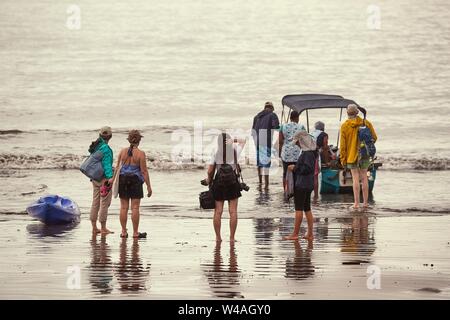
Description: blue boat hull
xmin=321 ymin=166 xmax=377 ymax=194
xmin=26 ymin=195 xmax=80 ymax=225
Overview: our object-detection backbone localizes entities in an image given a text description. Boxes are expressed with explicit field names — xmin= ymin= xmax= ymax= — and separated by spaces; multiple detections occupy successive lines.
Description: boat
xmin=26 ymin=195 xmax=81 ymax=224
xmin=281 ymin=94 xmax=382 ymax=194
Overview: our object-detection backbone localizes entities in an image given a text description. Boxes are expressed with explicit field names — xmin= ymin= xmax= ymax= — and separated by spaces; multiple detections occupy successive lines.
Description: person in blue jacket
xmin=88 ymin=126 xmax=114 ymax=235
xmin=283 ymin=130 xmax=317 ymax=241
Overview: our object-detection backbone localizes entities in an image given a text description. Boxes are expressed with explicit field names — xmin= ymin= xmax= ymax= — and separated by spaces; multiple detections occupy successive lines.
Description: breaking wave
xmin=1 ymin=153 xmax=450 ymax=171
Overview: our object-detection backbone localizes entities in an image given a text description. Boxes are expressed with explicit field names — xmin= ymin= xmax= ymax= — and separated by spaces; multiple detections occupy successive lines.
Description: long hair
xmin=88 ymin=135 xmax=102 ymax=153
xmin=215 ymin=133 xmax=234 ymax=164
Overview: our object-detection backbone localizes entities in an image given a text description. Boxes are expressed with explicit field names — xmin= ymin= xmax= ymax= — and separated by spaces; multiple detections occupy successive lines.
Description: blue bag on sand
xmin=358 ymin=121 xmax=376 ymax=159
xmin=80 ymin=150 xmax=104 ymax=181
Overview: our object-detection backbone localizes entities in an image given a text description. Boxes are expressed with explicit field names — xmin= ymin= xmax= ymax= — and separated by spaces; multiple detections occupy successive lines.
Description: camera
xmin=240 ymin=182 xmax=250 ymax=192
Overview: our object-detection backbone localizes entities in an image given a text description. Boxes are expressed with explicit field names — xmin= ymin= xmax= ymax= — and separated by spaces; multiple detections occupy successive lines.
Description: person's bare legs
xmin=313 ymin=173 xmax=319 ymax=201
xmin=303 ymin=210 xmax=314 ymax=240
xmin=264 ymin=174 xmax=269 ymax=190
xmin=257 ymin=167 xmax=262 ymax=185
xmin=360 ymin=168 xmax=369 ymax=208
xmin=228 ymin=198 xmax=238 ymax=243
xmin=214 ymin=200 xmax=224 ymax=242
xmin=350 ymin=168 xmax=361 ymax=209
xmin=120 ymin=198 xmax=129 ymax=237
xmin=131 ymin=198 xmax=141 ymax=237
xmin=283 ymin=210 xmax=303 ymax=240
xmin=91 ymin=221 xmax=101 ymax=234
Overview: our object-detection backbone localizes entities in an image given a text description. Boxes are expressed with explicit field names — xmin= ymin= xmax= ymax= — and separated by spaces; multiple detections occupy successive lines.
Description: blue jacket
xmin=93 ymin=138 xmax=113 ymax=179
xmin=294 ymin=150 xmax=316 ymax=191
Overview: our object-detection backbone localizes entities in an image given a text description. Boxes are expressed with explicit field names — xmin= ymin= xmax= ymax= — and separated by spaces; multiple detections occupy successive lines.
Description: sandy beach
xmin=1 ymin=213 xmax=449 ymax=299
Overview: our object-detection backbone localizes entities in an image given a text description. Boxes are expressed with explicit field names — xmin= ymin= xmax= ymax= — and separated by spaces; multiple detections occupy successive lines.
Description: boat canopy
xmin=281 ymin=94 xmax=366 ymax=117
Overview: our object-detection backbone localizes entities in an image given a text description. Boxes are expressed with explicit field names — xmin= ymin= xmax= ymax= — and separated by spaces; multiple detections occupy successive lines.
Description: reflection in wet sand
xmin=340 ymin=214 xmax=376 ymax=265
xmin=202 ymin=242 xmax=244 ymax=299
xmin=285 ymin=240 xmax=315 ymax=281
xmin=89 ymin=234 xmax=113 ymax=295
xmin=115 ymin=238 xmax=151 ymax=293
xmin=26 ymin=222 xmax=78 ymax=238
xmin=254 ymin=218 xmax=277 ymax=275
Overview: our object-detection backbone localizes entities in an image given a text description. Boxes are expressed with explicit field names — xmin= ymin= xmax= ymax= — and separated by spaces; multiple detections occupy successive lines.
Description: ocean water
xmin=1 ymin=0 xmax=450 ymax=217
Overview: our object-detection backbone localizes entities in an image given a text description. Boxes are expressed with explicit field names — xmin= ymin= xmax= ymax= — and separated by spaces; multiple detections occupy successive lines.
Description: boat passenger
xmin=278 ymin=110 xmax=305 ymax=193
xmin=310 ymin=121 xmax=332 ymax=200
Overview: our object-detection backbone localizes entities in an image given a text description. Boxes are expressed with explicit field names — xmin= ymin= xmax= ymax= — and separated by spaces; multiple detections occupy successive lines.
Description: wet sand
xmin=0 ymin=214 xmax=449 ymax=299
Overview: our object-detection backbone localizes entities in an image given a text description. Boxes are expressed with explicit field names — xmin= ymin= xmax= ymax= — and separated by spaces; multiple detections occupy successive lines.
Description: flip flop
xmin=133 ymin=232 xmax=147 ymax=239
xmin=120 ymin=233 xmax=128 ymax=238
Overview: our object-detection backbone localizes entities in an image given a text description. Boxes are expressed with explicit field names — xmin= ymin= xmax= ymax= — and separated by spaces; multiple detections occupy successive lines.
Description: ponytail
xmin=88 ymin=136 xmax=102 ymax=153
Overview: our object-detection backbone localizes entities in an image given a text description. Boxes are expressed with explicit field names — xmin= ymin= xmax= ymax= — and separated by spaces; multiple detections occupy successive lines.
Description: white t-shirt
xmin=209 ymin=145 xmax=244 ymax=170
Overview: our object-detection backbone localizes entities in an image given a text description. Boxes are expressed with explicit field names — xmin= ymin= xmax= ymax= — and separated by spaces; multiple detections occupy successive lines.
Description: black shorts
xmin=282 ymin=161 xmax=296 ymax=180
xmin=212 ymin=181 xmax=242 ymax=201
xmin=119 ymin=174 xmax=144 ymax=199
xmin=294 ymin=188 xmax=312 ymax=212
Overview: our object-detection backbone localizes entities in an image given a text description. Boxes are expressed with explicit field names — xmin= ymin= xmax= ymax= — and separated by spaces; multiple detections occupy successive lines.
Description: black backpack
xmin=215 ymin=149 xmax=238 ymax=188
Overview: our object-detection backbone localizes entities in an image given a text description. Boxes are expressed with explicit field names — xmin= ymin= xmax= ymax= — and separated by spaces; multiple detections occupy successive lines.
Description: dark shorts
xmin=212 ymin=181 xmax=242 ymax=201
xmin=294 ymin=188 xmax=312 ymax=212
xmin=282 ymin=161 xmax=296 ymax=180
xmin=119 ymin=174 xmax=144 ymax=199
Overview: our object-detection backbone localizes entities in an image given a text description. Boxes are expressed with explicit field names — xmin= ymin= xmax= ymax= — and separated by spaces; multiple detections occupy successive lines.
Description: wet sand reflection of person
xmin=202 ymin=242 xmax=243 ymax=298
xmin=340 ymin=214 xmax=376 ymax=265
xmin=115 ymin=238 xmax=150 ymax=293
xmin=285 ymin=240 xmax=315 ymax=281
xmin=89 ymin=234 xmax=113 ymax=295
xmin=254 ymin=218 xmax=277 ymax=275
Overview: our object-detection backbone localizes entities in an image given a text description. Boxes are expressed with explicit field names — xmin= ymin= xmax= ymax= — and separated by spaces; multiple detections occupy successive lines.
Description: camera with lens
xmin=239 ymin=182 xmax=250 ymax=192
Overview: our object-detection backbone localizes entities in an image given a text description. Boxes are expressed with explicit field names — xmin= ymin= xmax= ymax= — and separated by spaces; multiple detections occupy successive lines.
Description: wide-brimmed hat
xmin=127 ymin=129 xmax=143 ymax=145
xmin=292 ymin=130 xmax=316 ymax=151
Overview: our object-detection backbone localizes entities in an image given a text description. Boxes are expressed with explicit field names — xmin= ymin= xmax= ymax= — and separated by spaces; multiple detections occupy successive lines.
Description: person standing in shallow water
xmin=339 ymin=104 xmax=377 ymax=210
xmin=283 ymin=130 xmax=317 ymax=241
xmin=251 ymin=102 xmax=280 ymax=189
xmin=204 ymin=133 xmax=246 ymax=243
xmin=113 ymin=130 xmax=152 ymax=239
xmin=89 ymin=126 xmax=114 ymax=235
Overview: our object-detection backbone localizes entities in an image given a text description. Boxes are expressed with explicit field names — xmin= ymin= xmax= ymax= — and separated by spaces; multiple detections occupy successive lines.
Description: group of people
xmin=88 ymin=127 xmax=152 ymax=239
xmin=87 ymin=102 xmax=376 ymax=243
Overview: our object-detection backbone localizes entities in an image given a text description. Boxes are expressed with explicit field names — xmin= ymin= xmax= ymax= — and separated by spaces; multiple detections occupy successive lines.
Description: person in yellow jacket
xmin=339 ymin=104 xmax=377 ymax=210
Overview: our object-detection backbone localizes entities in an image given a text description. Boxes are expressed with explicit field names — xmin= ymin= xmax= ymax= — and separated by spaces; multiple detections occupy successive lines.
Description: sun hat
xmin=292 ymin=130 xmax=317 ymax=151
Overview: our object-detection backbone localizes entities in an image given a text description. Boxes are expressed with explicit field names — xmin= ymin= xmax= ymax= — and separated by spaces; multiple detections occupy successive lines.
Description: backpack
xmin=358 ymin=120 xmax=376 ymax=159
xmin=214 ymin=149 xmax=238 ymax=188
xmin=80 ymin=150 xmax=104 ymax=182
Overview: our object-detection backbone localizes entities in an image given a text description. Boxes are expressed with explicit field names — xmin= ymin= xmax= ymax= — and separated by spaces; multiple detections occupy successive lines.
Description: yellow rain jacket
xmin=339 ymin=116 xmax=377 ymax=165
